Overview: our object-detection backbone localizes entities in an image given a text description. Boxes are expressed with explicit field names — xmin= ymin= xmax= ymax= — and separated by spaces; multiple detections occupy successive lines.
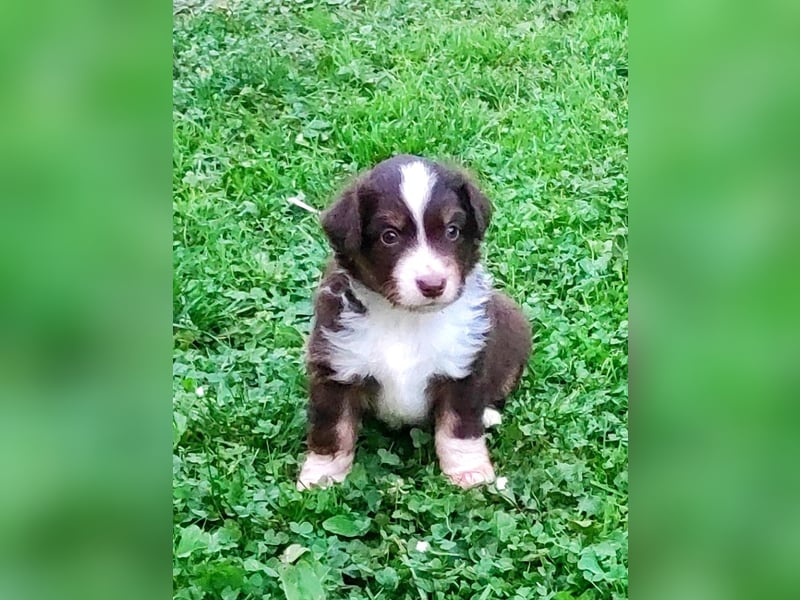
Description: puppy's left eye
xmin=381 ymin=228 xmax=400 ymax=245
xmin=445 ymin=224 xmax=461 ymax=241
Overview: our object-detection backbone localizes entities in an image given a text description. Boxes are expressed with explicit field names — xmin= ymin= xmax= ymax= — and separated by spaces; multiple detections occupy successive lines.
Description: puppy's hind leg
xmin=480 ymin=292 xmax=533 ymax=419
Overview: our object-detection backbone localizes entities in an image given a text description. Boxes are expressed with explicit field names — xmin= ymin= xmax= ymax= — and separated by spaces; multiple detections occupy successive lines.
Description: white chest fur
xmin=323 ymin=268 xmax=492 ymax=427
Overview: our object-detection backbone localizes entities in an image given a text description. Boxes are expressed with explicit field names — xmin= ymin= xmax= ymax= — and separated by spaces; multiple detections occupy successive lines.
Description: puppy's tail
xmin=482 ymin=407 xmax=503 ymax=429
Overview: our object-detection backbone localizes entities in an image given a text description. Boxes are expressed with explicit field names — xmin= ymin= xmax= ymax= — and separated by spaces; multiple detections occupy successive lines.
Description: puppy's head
xmin=322 ymin=155 xmax=491 ymax=310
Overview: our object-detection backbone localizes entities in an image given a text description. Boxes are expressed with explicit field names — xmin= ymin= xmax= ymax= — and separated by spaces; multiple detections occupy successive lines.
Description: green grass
xmin=173 ymin=0 xmax=627 ymax=598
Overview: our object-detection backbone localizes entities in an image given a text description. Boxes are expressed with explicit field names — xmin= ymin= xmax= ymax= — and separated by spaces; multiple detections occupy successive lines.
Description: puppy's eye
xmin=381 ymin=228 xmax=400 ymax=246
xmin=445 ymin=224 xmax=461 ymax=241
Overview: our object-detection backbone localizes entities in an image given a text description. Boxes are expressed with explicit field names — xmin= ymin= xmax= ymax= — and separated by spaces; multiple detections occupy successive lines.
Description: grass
xmin=172 ymin=0 xmax=627 ymax=598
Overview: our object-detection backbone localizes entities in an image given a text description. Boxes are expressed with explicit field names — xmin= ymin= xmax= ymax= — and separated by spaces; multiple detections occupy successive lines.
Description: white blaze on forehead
xmin=395 ymin=161 xmax=450 ymax=306
xmin=399 ymin=161 xmax=437 ymax=233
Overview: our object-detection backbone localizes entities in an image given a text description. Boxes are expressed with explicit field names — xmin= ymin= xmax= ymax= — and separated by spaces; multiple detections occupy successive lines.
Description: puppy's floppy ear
xmin=321 ymin=184 xmax=362 ymax=256
xmin=458 ymin=177 xmax=492 ymax=239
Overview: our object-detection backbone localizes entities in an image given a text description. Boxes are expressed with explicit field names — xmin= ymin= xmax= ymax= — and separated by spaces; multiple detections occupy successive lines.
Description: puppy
xmin=298 ymin=155 xmax=531 ymax=490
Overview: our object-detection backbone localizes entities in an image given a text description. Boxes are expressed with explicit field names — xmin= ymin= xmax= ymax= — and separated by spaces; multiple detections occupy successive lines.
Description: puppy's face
xmin=322 ymin=156 xmax=491 ymax=310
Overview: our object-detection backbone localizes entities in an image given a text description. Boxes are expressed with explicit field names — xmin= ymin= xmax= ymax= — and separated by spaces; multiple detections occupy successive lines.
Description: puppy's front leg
xmin=432 ymin=378 xmax=495 ymax=489
xmin=297 ymin=379 xmax=361 ymax=490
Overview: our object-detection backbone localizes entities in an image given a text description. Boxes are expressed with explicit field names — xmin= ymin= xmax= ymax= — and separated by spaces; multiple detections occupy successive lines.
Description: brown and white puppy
xmin=298 ymin=155 xmax=531 ymax=490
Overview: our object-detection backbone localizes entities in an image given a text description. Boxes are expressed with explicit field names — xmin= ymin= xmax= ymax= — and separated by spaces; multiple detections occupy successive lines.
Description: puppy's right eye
xmin=381 ymin=229 xmax=400 ymax=246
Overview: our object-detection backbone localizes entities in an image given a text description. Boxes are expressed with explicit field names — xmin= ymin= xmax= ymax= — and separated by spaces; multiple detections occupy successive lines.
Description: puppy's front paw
xmin=446 ymin=462 xmax=496 ymax=489
xmin=436 ymin=434 xmax=496 ymax=489
xmin=296 ymin=451 xmax=353 ymax=490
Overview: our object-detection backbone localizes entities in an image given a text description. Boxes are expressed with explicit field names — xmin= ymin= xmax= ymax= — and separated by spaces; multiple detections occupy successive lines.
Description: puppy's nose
xmin=416 ymin=275 xmax=446 ymax=298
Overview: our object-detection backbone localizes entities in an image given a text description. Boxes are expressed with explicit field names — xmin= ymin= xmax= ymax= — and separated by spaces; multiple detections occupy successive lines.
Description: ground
xmin=173 ymin=0 xmax=627 ymax=598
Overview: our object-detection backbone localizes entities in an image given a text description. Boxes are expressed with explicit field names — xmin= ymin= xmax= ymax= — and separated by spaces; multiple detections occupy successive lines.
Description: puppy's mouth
xmin=405 ymin=301 xmax=449 ymax=313
xmin=389 ymin=288 xmax=465 ymax=313
xmin=385 ymin=297 xmax=449 ymax=313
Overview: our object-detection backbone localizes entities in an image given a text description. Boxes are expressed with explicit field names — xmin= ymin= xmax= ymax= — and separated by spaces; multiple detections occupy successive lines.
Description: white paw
xmin=446 ymin=463 xmax=496 ymax=489
xmin=482 ymin=408 xmax=502 ymax=428
xmin=436 ymin=434 xmax=496 ymax=489
xmin=296 ymin=451 xmax=353 ymax=490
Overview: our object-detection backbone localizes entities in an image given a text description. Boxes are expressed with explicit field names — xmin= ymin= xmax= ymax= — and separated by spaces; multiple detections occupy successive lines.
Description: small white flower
xmin=195 ymin=386 xmax=205 ymax=398
xmin=387 ymin=477 xmax=406 ymax=495
xmin=196 ymin=66 xmax=213 ymax=81
xmin=415 ymin=541 xmax=430 ymax=553
xmin=495 ymin=476 xmax=508 ymax=491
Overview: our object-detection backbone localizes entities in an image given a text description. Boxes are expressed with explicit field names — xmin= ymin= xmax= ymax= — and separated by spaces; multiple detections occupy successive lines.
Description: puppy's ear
xmin=458 ymin=178 xmax=492 ymax=239
xmin=321 ymin=184 xmax=362 ymax=256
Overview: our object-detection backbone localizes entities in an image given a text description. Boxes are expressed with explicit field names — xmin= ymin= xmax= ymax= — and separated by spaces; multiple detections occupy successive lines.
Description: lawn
xmin=172 ymin=0 xmax=627 ymax=598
